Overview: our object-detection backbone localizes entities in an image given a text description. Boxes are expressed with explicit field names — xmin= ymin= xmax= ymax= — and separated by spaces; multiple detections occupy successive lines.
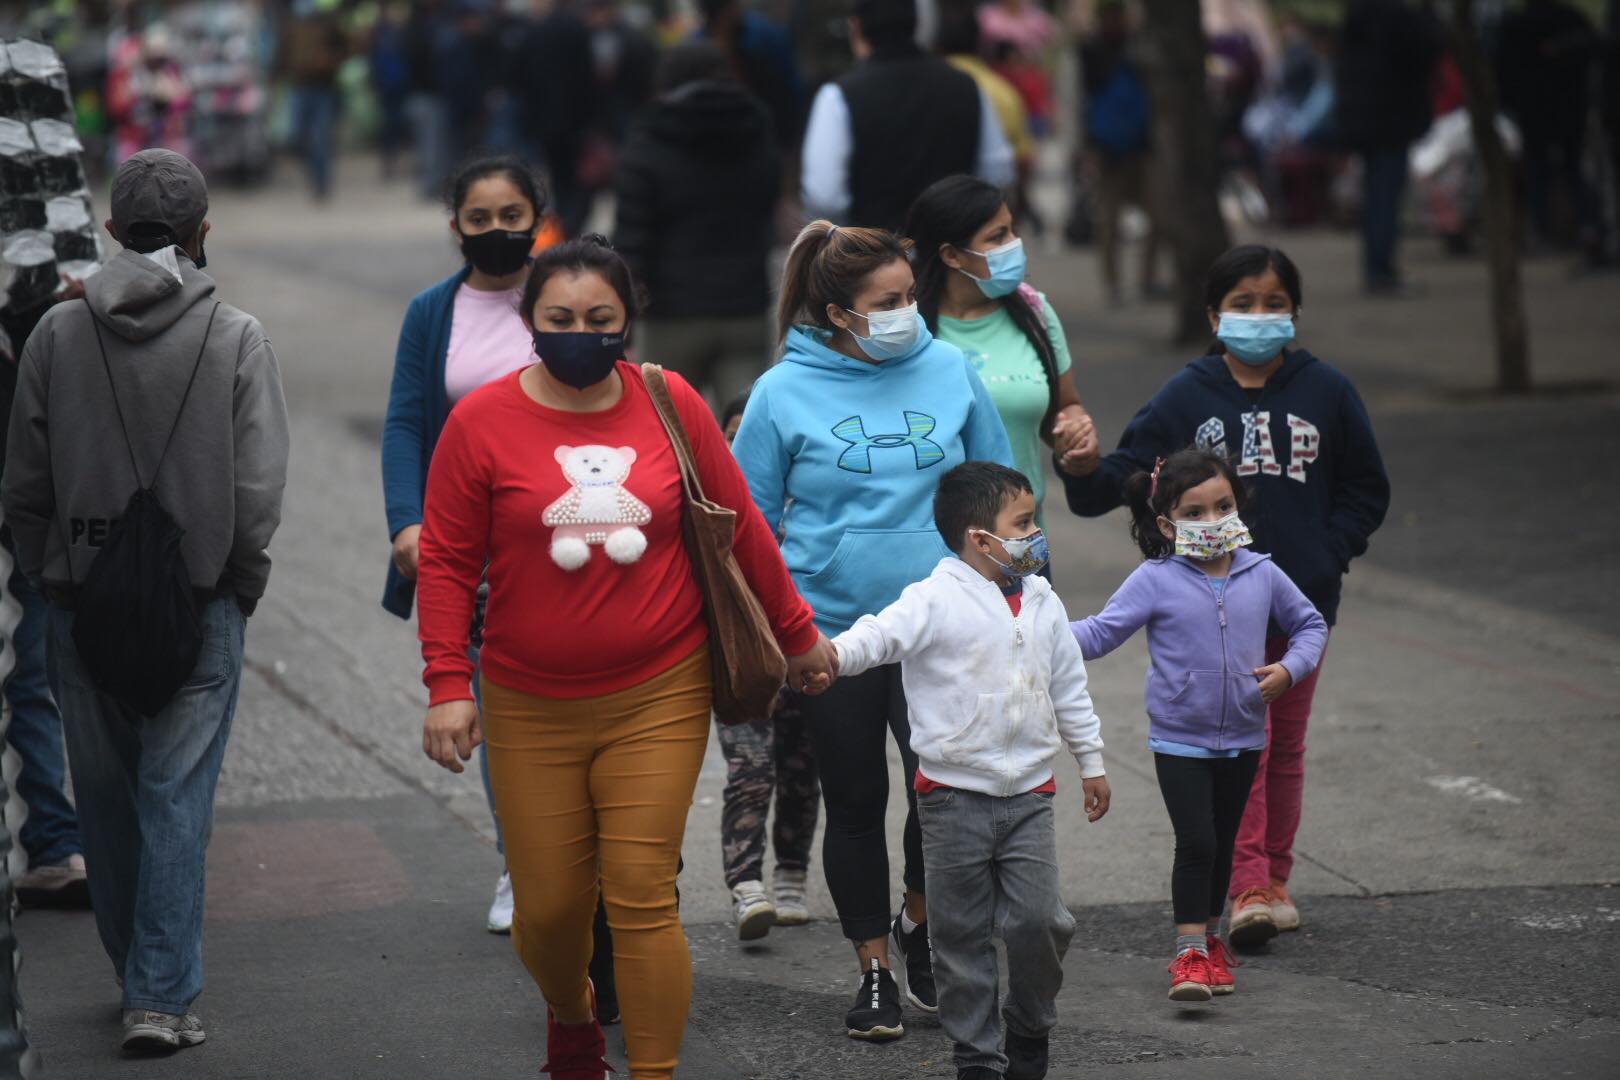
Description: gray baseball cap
xmin=110 ymin=148 xmax=208 ymax=246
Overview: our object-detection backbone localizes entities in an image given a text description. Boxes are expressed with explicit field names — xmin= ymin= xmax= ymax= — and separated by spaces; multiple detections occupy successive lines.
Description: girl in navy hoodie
xmin=1059 ymin=245 xmax=1389 ymax=946
xmin=1073 ymin=449 xmax=1327 ymax=1002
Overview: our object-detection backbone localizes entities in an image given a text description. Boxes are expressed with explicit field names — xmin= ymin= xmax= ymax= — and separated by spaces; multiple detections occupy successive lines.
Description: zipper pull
xmin=1217 ymin=595 xmax=1227 ymax=628
xmin=1015 ymin=622 xmax=1024 ymax=646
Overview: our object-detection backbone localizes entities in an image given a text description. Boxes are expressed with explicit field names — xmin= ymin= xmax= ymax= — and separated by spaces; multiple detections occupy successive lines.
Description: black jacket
xmin=1059 ymin=350 xmax=1390 ymax=626
xmin=1334 ymin=0 xmax=1441 ymax=150
xmin=613 ymin=80 xmax=781 ymax=320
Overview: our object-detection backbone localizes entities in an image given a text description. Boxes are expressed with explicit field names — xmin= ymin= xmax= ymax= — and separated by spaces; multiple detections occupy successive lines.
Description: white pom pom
xmin=604 ymin=527 xmax=647 ymax=565
xmin=551 ymin=536 xmax=591 ymax=571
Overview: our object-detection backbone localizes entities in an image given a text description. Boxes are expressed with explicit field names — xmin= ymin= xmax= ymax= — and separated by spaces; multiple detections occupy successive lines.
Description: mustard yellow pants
xmin=481 ymin=645 xmax=712 ymax=1080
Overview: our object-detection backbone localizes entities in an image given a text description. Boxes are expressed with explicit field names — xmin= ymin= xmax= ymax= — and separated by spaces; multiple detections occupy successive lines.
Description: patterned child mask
xmin=1169 ymin=511 xmax=1252 ymax=561
xmin=974 ymin=528 xmax=1050 ymax=577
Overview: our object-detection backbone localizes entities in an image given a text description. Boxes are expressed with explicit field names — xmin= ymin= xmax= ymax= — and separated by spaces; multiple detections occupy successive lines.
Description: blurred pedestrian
xmin=614 ymin=41 xmax=781 ymax=407
xmin=435 ymin=0 xmax=498 ymax=165
xmin=907 ymin=174 xmax=1100 ymax=534
xmin=415 ymin=235 xmax=833 ymax=1080
xmin=2 ymin=148 xmax=289 ymax=1054
xmin=1496 ymin=0 xmax=1601 ymax=256
xmin=1056 ymin=244 xmax=1390 ymax=948
xmin=980 ymin=0 xmax=1058 ymax=140
xmin=513 ymin=0 xmax=597 ymax=236
xmin=934 ymin=0 xmax=1038 ymax=232
xmin=371 ymin=2 xmax=413 ymax=179
xmin=697 ymin=0 xmax=804 ymax=152
xmin=403 ymin=0 xmax=452 ymax=198
xmin=1335 ymin=0 xmax=1440 ymax=295
xmin=1078 ymin=0 xmax=1160 ymax=304
xmin=106 ymin=24 xmax=192 ymax=163
xmin=279 ymin=0 xmax=351 ymax=200
xmin=800 ymin=0 xmax=1014 ymax=231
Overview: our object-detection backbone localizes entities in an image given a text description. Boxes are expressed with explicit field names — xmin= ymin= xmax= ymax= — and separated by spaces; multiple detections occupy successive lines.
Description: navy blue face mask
xmin=533 ymin=330 xmax=627 ymax=389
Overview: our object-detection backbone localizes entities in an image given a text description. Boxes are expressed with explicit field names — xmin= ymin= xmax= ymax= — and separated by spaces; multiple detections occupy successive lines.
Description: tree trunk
xmin=1448 ymin=0 xmax=1531 ymax=392
xmin=1139 ymin=0 xmax=1230 ymax=344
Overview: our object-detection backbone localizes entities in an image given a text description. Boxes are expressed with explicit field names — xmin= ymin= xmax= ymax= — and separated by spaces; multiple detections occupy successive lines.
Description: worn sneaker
xmin=1270 ymin=878 xmax=1301 ymax=932
xmin=17 ymin=854 xmax=90 ymax=909
xmin=1205 ymin=935 xmax=1240 ymax=995
xmin=772 ymin=867 xmax=811 ymax=926
xmin=1005 ymin=1030 xmax=1050 ymax=1080
xmin=889 ymin=912 xmax=939 ymax=1013
xmin=731 ymin=880 xmax=776 ymax=941
xmin=846 ymin=957 xmax=905 ymax=1041
xmin=487 ymin=872 xmax=514 ymax=935
xmin=542 ymin=1007 xmax=609 ymax=1080
xmin=1167 ymin=951 xmax=1214 ymax=1002
xmin=121 ymin=1010 xmax=205 ymax=1053
xmin=1228 ymin=886 xmax=1278 ymax=948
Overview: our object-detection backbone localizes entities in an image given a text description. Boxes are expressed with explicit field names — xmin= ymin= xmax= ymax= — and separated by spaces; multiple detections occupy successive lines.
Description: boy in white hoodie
xmin=832 ymin=462 xmax=1109 ymax=1080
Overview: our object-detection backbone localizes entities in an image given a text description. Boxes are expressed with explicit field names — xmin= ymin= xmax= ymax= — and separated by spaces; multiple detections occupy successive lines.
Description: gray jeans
xmin=918 ymin=786 xmax=1075 ymax=1074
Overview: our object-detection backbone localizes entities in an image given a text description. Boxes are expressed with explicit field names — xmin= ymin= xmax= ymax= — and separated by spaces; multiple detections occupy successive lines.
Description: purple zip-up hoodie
xmin=1071 ymin=549 xmax=1328 ymax=751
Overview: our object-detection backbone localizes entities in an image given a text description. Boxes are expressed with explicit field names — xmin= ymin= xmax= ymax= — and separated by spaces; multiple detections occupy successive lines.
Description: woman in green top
xmin=906 ymin=176 xmax=1101 ymax=528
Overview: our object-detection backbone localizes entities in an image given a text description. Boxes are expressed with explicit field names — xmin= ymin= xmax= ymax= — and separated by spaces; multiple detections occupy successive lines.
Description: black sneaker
xmin=1005 ymin=1031 xmax=1050 ymax=1080
xmin=890 ymin=912 xmax=939 ymax=1013
xmin=846 ymin=958 xmax=905 ymax=1041
xmin=958 ymin=1069 xmax=1001 ymax=1080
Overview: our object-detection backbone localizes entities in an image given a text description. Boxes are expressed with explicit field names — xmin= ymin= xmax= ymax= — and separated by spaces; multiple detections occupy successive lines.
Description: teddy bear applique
xmin=542 ymin=444 xmax=653 ymax=570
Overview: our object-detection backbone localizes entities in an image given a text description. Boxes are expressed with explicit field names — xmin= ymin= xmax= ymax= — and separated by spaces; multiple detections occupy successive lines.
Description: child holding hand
xmin=1072 ymin=448 xmax=1326 ymax=1002
xmin=833 ymin=461 xmax=1107 ymax=1080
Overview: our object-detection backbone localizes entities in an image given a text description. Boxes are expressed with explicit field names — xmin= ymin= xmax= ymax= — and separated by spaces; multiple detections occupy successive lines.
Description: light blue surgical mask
xmin=959 ymin=237 xmax=1027 ymax=299
xmin=845 ymin=302 xmax=926 ymax=361
xmin=1217 ymin=312 xmax=1296 ymax=365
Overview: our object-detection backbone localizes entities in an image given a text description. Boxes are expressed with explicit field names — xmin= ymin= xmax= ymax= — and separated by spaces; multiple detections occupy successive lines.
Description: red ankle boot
xmin=542 ymin=1010 xmax=610 ymax=1079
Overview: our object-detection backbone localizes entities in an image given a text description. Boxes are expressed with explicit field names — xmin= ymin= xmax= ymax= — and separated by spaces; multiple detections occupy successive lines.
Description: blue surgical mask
xmin=845 ymin=302 xmax=926 ymax=361
xmin=959 ymin=237 xmax=1026 ymax=299
xmin=1217 ymin=312 xmax=1296 ymax=365
xmin=533 ymin=330 xmax=626 ymax=389
xmin=975 ymin=528 xmax=1049 ymax=578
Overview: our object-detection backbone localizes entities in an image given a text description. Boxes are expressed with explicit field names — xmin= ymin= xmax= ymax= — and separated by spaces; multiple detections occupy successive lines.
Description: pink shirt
xmin=978 ymin=2 xmax=1057 ymax=54
xmin=444 ymin=284 xmax=533 ymax=403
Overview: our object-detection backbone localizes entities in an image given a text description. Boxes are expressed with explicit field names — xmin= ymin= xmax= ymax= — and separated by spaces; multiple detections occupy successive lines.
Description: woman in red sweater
xmin=416 ymin=236 xmax=836 ymax=1080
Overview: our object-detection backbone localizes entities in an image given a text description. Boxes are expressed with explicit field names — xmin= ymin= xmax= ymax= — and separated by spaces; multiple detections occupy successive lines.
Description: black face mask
xmin=459 ymin=228 xmax=535 ymax=277
xmin=533 ymin=330 xmax=627 ymax=390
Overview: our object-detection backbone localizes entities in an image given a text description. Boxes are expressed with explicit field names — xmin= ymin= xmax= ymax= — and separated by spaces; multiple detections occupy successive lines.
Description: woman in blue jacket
xmin=1058 ymin=244 xmax=1390 ymax=949
xmin=381 ymin=156 xmax=616 ymax=996
xmin=732 ymin=221 xmax=1013 ymax=1042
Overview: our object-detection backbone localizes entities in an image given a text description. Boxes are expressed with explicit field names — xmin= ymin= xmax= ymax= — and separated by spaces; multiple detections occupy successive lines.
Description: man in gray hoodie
xmin=1 ymin=148 xmax=289 ymax=1055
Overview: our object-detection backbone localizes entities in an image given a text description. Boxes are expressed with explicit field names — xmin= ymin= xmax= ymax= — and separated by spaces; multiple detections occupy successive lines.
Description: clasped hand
xmin=786 ymin=631 xmax=838 ymax=696
xmin=1052 ymin=406 xmax=1102 ymax=476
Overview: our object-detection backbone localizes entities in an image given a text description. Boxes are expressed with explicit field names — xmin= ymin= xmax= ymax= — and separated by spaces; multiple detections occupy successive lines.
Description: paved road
xmin=15 ymin=162 xmax=1620 ymax=1078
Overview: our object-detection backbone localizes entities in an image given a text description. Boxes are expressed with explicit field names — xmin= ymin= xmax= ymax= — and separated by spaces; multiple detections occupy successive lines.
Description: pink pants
xmin=1229 ymin=633 xmax=1329 ymax=896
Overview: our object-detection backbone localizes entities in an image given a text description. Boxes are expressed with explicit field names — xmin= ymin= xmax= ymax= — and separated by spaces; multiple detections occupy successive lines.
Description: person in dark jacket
xmin=512 ymin=0 xmax=597 ymax=236
xmin=800 ymin=0 xmax=1014 ymax=231
xmin=1059 ymin=245 xmax=1389 ymax=949
xmin=1334 ymin=0 xmax=1440 ymax=294
xmin=614 ymin=41 xmax=781 ymax=404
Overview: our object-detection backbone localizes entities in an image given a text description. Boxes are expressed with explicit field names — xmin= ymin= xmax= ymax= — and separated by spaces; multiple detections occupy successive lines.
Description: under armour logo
xmin=831 ymin=412 xmax=945 ymax=473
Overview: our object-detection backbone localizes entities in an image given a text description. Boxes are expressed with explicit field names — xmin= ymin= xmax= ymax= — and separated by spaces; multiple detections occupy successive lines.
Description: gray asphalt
xmin=14 ymin=160 xmax=1620 ymax=1079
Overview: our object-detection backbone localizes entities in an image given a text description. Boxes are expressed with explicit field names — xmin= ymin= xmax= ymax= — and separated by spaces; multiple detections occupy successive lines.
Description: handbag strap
xmin=640 ymin=363 xmax=709 ymax=505
xmin=84 ymin=298 xmax=220 ymax=491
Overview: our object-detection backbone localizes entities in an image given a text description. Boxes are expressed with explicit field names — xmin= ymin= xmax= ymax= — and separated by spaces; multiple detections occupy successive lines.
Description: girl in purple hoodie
xmin=1071 ymin=448 xmax=1327 ymax=1003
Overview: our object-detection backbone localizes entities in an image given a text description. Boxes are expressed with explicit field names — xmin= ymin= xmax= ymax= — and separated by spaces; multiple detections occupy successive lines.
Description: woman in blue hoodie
xmin=1072 ymin=448 xmax=1327 ymax=1002
xmin=1058 ymin=244 xmax=1390 ymax=947
xmin=732 ymin=221 xmax=1013 ymax=1041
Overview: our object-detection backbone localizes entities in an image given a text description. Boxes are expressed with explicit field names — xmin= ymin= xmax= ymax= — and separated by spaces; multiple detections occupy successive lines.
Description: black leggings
xmin=795 ymin=664 xmax=924 ymax=941
xmin=1154 ymin=751 xmax=1262 ymax=925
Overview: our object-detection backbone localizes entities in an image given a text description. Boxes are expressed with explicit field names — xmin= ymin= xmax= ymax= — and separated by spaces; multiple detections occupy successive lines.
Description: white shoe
xmin=731 ymin=880 xmax=775 ymax=941
xmin=486 ymin=872 xmax=514 ymax=935
xmin=122 ymin=1010 xmax=205 ymax=1053
xmin=772 ymin=867 xmax=811 ymax=926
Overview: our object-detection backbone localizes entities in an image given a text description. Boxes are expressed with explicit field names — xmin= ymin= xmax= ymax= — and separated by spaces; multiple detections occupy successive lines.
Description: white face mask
xmin=1168 ymin=511 xmax=1253 ymax=561
xmin=843 ymin=302 xmax=924 ymax=361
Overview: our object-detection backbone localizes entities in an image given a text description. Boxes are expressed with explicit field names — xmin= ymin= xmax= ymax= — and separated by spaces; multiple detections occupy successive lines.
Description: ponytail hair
xmin=776 ymin=220 xmax=912 ymax=344
xmin=1123 ymin=447 xmax=1248 ymax=560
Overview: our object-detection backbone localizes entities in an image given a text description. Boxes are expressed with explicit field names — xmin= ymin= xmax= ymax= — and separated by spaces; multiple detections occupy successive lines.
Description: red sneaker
xmin=1205 ymin=935 xmax=1240 ymax=995
xmin=1167 ymin=951 xmax=1214 ymax=1002
xmin=542 ymin=1001 xmax=612 ymax=1079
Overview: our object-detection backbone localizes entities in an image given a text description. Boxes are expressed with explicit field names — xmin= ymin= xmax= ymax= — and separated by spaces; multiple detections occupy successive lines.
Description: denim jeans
xmin=48 ymin=595 xmax=245 ymax=1015
xmin=291 ymin=86 xmax=340 ymax=198
xmin=4 ymin=564 xmax=81 ymax=866
xmin=1360 ymin=146 xmax=1410 ymax=287
xmin=918 ymin=786 xmax=1075 ymax=1075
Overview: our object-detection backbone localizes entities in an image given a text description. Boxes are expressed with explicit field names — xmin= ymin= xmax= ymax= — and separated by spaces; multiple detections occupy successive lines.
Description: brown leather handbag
xmin=641 ymin=364 xmax=787 ymax=724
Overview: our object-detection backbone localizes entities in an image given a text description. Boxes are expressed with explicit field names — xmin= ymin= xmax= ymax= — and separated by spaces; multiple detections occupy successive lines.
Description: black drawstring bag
xmin=66 ymin=299 xmax=219 ymax=717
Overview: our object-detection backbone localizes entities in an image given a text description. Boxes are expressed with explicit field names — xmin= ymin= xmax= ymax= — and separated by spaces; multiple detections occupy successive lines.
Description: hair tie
xmin=1148 ymin=457 xmax=1165 ymax=503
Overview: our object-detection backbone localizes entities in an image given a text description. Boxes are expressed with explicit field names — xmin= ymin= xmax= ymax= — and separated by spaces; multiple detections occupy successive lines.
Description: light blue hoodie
xmin=733 ymin=323 xmax=1014 ymax=635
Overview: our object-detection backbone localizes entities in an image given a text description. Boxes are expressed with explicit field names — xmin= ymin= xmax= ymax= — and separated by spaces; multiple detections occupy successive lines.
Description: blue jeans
xmin=291 ymin=86 xmax=340 ymax=198
xmin=918 ymin=787 xmax=1075 ymax=1074
xmin=49 ymin=596 xmax=245 ymax=1015
xmin=4 ymin=565 xmax=80 ymax=866
xmin=1361 ymin=145 xmax=1410 ymax=287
